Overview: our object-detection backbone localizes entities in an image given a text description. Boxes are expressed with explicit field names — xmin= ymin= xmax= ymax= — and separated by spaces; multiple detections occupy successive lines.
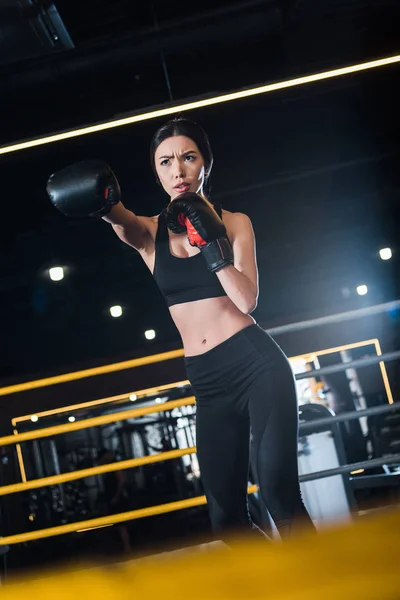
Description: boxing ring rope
xmin=0 ymin=490 xmax=249 ymax=546
xmin=2 ymin=508 xmax=399 ymax=599
xmin=11 ymin=380 xmax=190 ymax=424
xmin=0 ymin=349 xmax=185 ymax=397
xmin=299 ymin=401 xmax=400 ymax=433
xmin=0 ymin=299 xmax=397 ymax=398
xmin=295 ymin=350 xmax=400 ymax=380
xmin=0 ymin=397 xmax=196 ymax=446
xmin=1 ymin=449 xmax=399 ymax=545
xmin=2 ymin=512 xmax=400 ymax=600
xmin=1 ymin=435 xmax=399 ymax=498
xmin=299 ymin=454 xmax=400 ymax=483
xmin=0 ymin=349 xmax=397 ymax=449
xmin=267 ymin=300 xmax=400 ymax=335
xmin=0 ymin=448 xmax=198 ymax=497
xmin=4 ymin=491 xmax=265 ymax=547
xmin=1 ymin=400 xmax=398 ymax=497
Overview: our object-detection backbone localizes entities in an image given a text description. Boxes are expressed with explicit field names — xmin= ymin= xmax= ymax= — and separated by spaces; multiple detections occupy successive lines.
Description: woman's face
xmin=154 ymin=135 xmax=206 ymax=200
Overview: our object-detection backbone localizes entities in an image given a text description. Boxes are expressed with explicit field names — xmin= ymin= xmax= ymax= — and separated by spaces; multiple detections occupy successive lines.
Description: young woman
xmin=47 ymin=117 xmax=314 ymax=540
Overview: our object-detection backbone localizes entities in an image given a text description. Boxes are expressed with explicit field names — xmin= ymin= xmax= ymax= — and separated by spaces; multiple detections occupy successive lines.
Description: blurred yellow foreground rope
xmin=2 ymin=508 xmax=400 ymax=599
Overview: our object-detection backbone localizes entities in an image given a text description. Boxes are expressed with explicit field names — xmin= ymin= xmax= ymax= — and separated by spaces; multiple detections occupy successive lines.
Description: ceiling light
xmin=49 ymin=267 xmax=64 ymax=281
xmin=110 ymin=305 xmax=122 ymax=318
xmin=356 ymin=285 xmax=368 ymax=296
xmin=379 ymin=248 xmax=392 ymax=260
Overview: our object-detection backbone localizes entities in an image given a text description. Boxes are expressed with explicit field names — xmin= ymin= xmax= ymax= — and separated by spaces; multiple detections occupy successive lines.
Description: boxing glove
xmin=46 ymin=160 xmax=121 ymax=218
xmin=166 ymin=192 xmax=233 ymax=273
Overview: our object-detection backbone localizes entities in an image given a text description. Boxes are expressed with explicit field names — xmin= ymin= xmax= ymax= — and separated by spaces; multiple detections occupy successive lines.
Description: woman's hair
xmin=150 ymin=117 xmax=214 ymax=197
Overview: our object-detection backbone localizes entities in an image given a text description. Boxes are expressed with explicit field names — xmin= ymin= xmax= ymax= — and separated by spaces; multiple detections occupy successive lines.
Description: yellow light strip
xmin=0 ymin=447 xmax=197 ymax=496
xmin=0 ymin=349 xmax=185 ymax=397
xmin=374 ymin=340 xmax=394 ymax=404
xmin=0 ymin=396 xmax=196 ymax=447
xmin=289 ymin=338 xmax=394 ymax=407
xmin=315 ymin=339 xmax=379 ymax=357
xmin=12 ymin=380 xmax=190 ymax=425
xmin=289 ymin=339 xmax=378 ymax=361
xmin=0 ymin=485 xmax=258 ymax=545
xmin=0 ymin=54 xmax=399 ymax=156
xmin=15 ymin=442 xmax=27 ymax=483
xmin=77 ymin=524 xmax=113 ymax=533
xmin=350 ymin=469 xmax=365 ymax=475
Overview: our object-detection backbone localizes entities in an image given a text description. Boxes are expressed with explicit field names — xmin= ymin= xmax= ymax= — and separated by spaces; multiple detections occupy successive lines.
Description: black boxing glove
xmin=46 ymin=160 xmax=121 ymax=218
xmin=166 ymin=192 xmax=234 ymax=273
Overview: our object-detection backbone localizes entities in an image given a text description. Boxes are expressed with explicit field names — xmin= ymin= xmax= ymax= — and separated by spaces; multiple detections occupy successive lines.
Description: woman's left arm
xmin=215 ymin=213 xmax=259 ymax=314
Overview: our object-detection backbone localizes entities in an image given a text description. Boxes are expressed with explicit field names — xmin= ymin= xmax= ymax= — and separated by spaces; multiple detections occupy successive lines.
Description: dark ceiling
xmin=0 ymin=0 xmax=399 ymax=383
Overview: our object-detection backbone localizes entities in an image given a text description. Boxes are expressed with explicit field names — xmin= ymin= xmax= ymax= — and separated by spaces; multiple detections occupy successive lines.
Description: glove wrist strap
xmin=200 ymin=236 xmax=234 ymax=273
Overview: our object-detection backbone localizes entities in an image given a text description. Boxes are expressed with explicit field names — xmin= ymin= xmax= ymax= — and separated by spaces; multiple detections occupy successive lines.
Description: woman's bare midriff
xmin=170 ymin=296 xmax=254 ymax=357
xmin=138 ymin=212 xmax=254 ymax=357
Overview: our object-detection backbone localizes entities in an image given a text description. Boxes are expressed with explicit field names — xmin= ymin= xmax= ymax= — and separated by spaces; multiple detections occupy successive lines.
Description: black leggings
xmin=185 ymin=324 xmax=314 ymax=540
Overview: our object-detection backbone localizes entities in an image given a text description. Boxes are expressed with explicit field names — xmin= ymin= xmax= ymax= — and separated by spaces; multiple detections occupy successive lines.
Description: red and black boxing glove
xmin=165 ymin=193 xmax=234 ymax=273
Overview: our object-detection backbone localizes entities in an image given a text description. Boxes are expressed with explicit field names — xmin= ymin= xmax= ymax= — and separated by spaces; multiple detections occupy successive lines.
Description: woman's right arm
xmin=102 ymin=203 xmax=149 ymax=252
xmin=46 ymin=160 xmax=150 ymax=252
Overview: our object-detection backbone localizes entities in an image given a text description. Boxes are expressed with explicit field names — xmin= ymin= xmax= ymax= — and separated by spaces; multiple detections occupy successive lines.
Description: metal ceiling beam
xmin=0 ymin=1 xmax=283 ymax=91
xmin=0 ymin=0 xmax=73 ymax=66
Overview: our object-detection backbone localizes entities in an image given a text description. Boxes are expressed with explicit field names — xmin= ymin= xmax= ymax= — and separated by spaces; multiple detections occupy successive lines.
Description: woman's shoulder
xmin=137 ymin=214 xmax=159 ymax=225
xmin=137 ymin=214 xmax=159 ymax=232
xmin=222 ymin=209 xmax=252 ymax=227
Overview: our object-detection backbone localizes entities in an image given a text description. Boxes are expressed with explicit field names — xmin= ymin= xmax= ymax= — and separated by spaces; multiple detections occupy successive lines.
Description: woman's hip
xmin=184 ymin=324 xmax=291 ymax=397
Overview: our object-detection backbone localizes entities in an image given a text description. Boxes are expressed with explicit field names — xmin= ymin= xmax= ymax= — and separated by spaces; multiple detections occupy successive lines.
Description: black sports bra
xmin=153 ymin=207 xmax=228 ymax=307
